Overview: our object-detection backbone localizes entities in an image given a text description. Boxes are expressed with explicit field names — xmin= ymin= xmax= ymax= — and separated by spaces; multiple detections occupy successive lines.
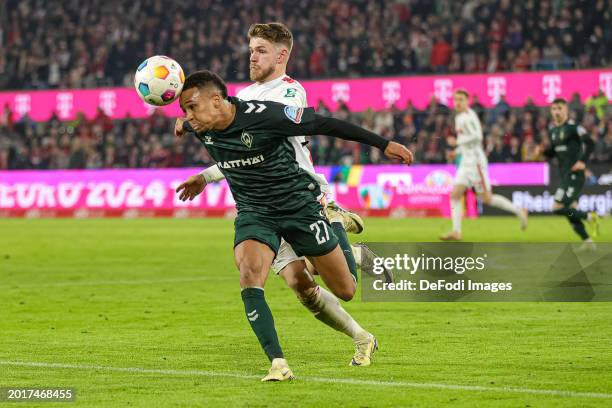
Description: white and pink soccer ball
xmin=134 ymin=55 xmax=185 ymax=106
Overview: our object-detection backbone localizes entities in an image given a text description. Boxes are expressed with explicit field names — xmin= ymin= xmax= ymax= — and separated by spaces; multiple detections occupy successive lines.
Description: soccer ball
xmin=134 ymin=56 xmax=185 ymax=106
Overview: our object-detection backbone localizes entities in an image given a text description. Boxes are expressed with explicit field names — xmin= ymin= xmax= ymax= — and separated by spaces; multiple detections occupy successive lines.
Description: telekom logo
xmin=382 ymin=81 xmax=401 ymax=106
xmin=487 ymin=77 xmax=506 ymax=104
xmin=599 ymin=73 xmax=612 ymax=99
xmin=56 ymin=93 xmax=74 ymax=119
xmin=99 ymin=91 xmax=117 ymax=116
xmin=433 ymin=79 xmax=453 ymax=105
xmin=331 ymin=83 xmax=350 ymax=102
xmin=14 ymin=94 xmax=31 ymax=118
xmin=542 ymin=75 xmax=562 ymax=102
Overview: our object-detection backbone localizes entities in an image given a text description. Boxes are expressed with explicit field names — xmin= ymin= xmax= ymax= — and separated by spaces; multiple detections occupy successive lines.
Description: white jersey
xmin=455 ymin=108 xmax=486 ymax=163
xmin=454 ymin=108 xmax=490 ymax=193
xmin=237 ymin=75 xmax=328 ymax=188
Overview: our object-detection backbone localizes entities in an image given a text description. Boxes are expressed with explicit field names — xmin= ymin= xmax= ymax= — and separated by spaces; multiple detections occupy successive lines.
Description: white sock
xmin=299 ymin=285 xmax=367 ymax=340
xmin=352 ymin=245 xmax=362 ymax=267
xmin=451 ymin=198 xmax=462 ymax=234
xmin=489 ymin=194 xmax=521 ymax=216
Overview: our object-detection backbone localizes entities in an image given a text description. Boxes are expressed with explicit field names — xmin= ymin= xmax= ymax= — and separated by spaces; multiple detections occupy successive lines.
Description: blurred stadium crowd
xmin=1 ymin=92 xmax=611 ymax=170
xmin=1 ymin=0 xmax=611 ymax=90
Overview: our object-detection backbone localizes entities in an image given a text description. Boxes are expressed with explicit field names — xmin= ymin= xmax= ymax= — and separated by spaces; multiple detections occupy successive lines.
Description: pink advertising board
xmin=0 ymin=69 xmax=611 ymax=122
xmin=0 ymin=163 xmax=548 ymax=218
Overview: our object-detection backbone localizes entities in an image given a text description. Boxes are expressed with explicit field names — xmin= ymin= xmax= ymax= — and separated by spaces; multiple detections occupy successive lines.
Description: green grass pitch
xmin=1 ymin=216 xmax=611 ymax=407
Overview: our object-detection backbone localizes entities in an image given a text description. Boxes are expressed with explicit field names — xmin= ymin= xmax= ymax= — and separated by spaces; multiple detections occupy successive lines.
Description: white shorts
xmin=455 ymin=160 xmax=491 ymax=194
xmin=271 ymin=238 xmax=304 ymax=274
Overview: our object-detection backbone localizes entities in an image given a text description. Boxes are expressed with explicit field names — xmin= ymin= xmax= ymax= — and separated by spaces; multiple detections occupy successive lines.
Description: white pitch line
xmin=1 ymin=361 xmax=611 ymax=400
xmin=0 ymin=276 xmax=231 ymax=289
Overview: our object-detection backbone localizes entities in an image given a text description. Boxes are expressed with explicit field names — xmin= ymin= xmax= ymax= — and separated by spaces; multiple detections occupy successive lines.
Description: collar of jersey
xmin=252 ymin=74 xmax=287 ymax=91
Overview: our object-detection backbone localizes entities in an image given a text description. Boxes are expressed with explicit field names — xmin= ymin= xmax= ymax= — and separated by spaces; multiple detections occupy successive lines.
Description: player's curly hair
xmin=248 ymin=22 xmax=293 ymax=52
xmin=183 ymin=70 xmax=228 ymax=98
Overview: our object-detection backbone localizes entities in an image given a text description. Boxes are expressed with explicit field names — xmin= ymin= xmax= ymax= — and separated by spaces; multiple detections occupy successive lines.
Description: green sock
xmin=241 ymin=287 xmax=284 ymax=361
xmin=331 ymin=222 xmax=358 ymax=282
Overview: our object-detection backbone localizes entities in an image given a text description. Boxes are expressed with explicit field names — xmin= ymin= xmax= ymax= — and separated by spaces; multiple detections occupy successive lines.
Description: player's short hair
xmin=454 ymin=89 xmax=469 ymax=98
xmin=183 ymin=70 xmax=228 ymax=98
xmin=248 ymin=22 xmax=293 ymax=52
xmin=552 ymin=98 xmax=567 ymax=105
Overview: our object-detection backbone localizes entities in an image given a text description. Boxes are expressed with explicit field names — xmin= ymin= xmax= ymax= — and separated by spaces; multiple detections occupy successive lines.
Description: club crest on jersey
xmin=284 ymin=106 xmax=304 ymax=124
xmin=284 ymin=88 xmax=297 ymax=97
xmin=241 ymin=130 xmax=253 ymax=148
xmin=204 ymin=136 xmax=213 ymax=144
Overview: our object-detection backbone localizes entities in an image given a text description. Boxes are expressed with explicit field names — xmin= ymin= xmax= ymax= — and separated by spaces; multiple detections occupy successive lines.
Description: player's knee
xmin=238 ymin=262 xmax=264 ymax=287
xmin=335 ymin=283 xmax=356 ymax=302
xmin=480 ymin=192 xmax=492 ymax=204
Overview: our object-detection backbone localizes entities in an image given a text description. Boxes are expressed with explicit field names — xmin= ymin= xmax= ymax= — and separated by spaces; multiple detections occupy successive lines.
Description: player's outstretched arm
xmin=176 ymin=174 xmax=207 ymax=201
xmin=308 ymin=115 xmax=413 ymax=164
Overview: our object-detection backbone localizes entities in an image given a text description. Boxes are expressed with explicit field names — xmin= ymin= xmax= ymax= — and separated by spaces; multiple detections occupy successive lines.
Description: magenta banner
xmin=1 ymin=69 xmax=611 ymax=122
xmin=0 ymin=163 xmax=547 ymax=218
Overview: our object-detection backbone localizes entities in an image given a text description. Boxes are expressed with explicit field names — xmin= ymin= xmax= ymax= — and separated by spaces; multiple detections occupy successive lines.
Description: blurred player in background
xmin=441 ymin=89 xmax=528 ymax=241
xmin=176 ymin=23 xmax=379 ymax=370
xmin=540 ymin=98 xmax=599 ymax=249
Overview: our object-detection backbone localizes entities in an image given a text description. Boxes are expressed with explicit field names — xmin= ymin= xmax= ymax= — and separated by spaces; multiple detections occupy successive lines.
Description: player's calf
xmin=308 ymin=246 xmax=356 ymax=301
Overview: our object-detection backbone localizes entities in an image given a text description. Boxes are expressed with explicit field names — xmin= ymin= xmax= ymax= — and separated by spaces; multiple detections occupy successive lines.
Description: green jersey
xmin=192 ymin=97 xmax=322 ymax=215
xmin=547 ymin=121 xmax=593 ymax=176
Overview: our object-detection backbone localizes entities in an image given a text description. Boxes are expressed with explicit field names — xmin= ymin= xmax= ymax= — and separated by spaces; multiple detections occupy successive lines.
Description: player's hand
xmin=571 ymin=160 xmax=586 ymax=171
xmin=176 ymin=174 xmax=207 ymax=201
xmin=384 ymin=142 xmax=413 ymax=165
xmin=175 ymin=118 xmax=186 ymax=138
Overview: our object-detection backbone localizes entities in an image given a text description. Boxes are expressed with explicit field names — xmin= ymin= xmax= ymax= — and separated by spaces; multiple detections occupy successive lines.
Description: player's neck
xmin=257 ymin=70 xmax=286 ymax=85
xmin=214 ymin=102 xmax=237 ymax=131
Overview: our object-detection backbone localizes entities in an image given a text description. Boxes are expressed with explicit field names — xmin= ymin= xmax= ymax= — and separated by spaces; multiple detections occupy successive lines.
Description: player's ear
xmin=278 ymin=48 xmax=288 ymax=64
xmin=211 ymin=93 xmax=222 ymax=109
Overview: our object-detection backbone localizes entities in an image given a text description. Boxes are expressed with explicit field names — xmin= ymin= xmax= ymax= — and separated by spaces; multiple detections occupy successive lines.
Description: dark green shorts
xmin=554 ymin=171 xmax=585 ymax=206
xmin=233 ymin=199 xmax=339 ymax=257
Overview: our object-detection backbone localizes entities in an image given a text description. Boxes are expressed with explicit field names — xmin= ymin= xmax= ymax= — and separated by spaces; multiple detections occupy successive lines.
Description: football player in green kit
xmin=175 ymin=70 xmax=413 ymax=381
xmin=542 ymin=98 xmax=599 ymax=249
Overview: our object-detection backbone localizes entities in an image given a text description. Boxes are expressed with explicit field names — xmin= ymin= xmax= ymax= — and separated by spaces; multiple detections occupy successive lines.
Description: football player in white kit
xmin=176 ymin=23 xmax=378 ymax=378
xmin=440 ymin=89 xmax=528 ymax=241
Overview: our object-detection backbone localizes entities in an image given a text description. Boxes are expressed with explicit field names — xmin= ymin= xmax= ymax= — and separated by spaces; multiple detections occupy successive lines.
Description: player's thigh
xmin=565 ymin=172 xmax=585 ymax=204
xmin=307 ymin=246 xmax=355 ymax=301
xmin=234 ymin=212 xmax=280 ymax=287
xmin=278 ymin=259 xmax=317 ymax=295
xmin=279 ymin=200 xmax=339 ymax=259
xmin=473 ymin=161 xmax=491 ymax=196
xmin=451 ymin=183 xmax=468 ymax=200
xmin=554 ymin=172 xmax=585 ymax=207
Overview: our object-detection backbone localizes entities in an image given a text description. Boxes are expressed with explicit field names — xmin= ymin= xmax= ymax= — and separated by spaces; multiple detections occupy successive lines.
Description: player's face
xmin=550 ymin=103 xmax=568 ymax=124
xmin=249 ymin=37 xmax=282 ymax=82
xmin=453 ymin=94 xmax=468 ymax=112
xmin=179 ymin=87 xmax=223 ymax=132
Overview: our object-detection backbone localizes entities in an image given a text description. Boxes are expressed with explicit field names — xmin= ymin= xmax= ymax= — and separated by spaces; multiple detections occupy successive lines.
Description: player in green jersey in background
xmin=541 ymin=98 xmax=600 ymax=249
xmin=175 ymin=70 xmax=413 ymax=381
